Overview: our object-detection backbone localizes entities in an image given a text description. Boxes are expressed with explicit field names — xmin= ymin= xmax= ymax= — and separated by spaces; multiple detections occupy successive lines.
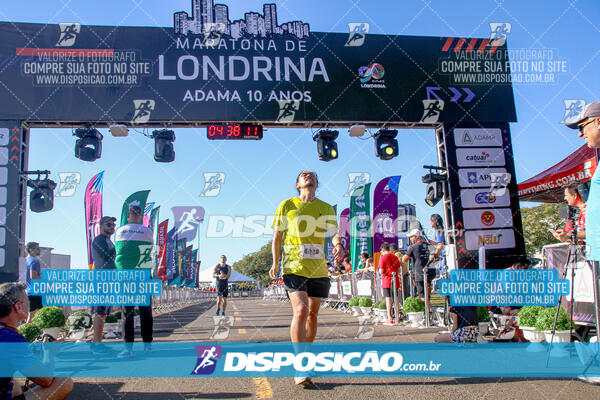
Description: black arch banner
xmin=0 ymin=22 xmax=516 ymax=125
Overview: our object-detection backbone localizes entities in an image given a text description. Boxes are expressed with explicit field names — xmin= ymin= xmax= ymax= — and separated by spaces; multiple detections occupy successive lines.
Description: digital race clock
xmin=206 ymin=124 xmax=263 ymax=140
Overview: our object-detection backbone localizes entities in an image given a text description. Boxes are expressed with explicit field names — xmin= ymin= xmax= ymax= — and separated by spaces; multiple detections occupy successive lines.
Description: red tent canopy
xmin=518 ymin=145 xmax=598 ymax=203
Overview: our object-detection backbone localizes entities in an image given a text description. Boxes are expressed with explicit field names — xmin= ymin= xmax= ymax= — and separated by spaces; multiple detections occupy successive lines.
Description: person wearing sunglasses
xmin=0 ymin=282 xmax=74 ymax=400
xmin=566 ymin=101 xmax=600 ymax=385
xmin=90 ymin=216 xmax=117 ymax=355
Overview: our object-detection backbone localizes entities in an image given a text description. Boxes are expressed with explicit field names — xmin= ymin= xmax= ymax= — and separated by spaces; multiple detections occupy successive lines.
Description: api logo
xmin=191 ymin=345 xmax=222 ymax=375
xmin=475 ymin=192 xmax=496 ymax=204
xmin=481 ymin=211 xmax=495 ymax=226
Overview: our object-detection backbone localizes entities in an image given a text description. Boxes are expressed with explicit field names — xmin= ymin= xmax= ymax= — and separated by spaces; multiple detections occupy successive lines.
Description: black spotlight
xmin=422 ymin=166 xmax=447 ymax=207
xmin=27 ymin=178 xmax=57 ymax=213
xmin=374 ymin=129 xmax=398 ymax=160
xmin=152 ymin=129 xmax=176 ymax=163
xmin=424 ymin=181 xmax=444 ymax=206
xmin=74 ymin=128 xmax=103 ymax=162
xmin=313 ymin=129 xmax=339 ymax=161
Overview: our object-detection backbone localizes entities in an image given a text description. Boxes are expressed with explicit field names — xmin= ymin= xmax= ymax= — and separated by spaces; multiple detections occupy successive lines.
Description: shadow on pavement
xmin=70 ymin=382 xmax=252 ymax=399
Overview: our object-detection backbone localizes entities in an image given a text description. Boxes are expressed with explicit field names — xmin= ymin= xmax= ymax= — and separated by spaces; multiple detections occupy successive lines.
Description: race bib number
xmin=300 ymin=244 xmax=323 ymax=259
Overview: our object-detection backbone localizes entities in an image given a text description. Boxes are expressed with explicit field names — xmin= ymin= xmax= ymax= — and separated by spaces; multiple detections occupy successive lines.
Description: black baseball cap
xmin=99 ymin=216 xmax=116 ymax=225
xmin=566 ymin=101 xmax=600 ymax=129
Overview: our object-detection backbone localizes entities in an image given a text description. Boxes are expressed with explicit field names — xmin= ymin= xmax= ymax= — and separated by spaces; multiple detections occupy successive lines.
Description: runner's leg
xmin=288 ymin=290 xmax=309 ymax=342
xmin=222 ymin=297 xmax=227 ymax=314
xmin=305 ymin=296 xmax=321 ymax=342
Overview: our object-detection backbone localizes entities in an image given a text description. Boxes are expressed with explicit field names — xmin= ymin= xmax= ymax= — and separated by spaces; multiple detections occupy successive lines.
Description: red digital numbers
xmin=207 ymin=124 xmax=262 ymax=140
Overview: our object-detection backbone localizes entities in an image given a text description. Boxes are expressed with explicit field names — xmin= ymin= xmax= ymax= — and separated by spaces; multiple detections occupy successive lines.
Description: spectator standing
xmin=90 ymin=216 xmax=117 ymax=355
xmin=377 ymin=243 xmax=401 ymax=324
xmin=115 ymin=205 xmax=154 ymax=357
xmin=24 ymin=242 xmax=42 ymax=323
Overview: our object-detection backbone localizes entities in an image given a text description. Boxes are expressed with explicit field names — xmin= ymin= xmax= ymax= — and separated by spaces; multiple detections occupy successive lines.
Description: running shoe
xmin=221 ymin=312 xmax=225 ymax=317
xmin=294 ymin=376 xmax=315 ymax=388
xmin=117 ymin=348 xmax=132 ymax=358
xmin=216 ymin=308 xmax=220 ymax=316
xmin=90 ymin=343 xmax=113 ymax=355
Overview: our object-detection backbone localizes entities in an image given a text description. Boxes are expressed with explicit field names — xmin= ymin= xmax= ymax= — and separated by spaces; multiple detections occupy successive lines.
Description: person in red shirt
xmin=378 ymin=242 xmax=401 ymax=324
xmin=551 ymin=184 xmax=586 ymax=243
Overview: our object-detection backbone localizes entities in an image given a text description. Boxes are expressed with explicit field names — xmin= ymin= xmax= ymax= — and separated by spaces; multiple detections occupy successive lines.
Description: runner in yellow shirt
xmin=269 ymin=171 xmax=344 ymax=387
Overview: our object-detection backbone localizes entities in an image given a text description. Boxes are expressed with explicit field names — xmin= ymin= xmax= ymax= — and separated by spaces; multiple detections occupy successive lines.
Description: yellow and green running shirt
xmin=271 ymin=197 xmax=338 ymax=278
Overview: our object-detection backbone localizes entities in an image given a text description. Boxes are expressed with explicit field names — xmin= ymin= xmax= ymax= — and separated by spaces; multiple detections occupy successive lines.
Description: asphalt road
xmin=68 ymin=298 xmax=600 ymax=400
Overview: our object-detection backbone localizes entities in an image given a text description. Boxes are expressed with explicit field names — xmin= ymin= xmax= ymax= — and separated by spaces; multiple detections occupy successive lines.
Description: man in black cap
xmin=90 ymin=216 xmax=117 ymax=355
xmin=567 ymin=101 xmax=600 ymax=385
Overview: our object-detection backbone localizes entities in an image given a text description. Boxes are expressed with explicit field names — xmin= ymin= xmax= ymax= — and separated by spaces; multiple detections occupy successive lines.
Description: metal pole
xmin=400 ymin=269 xmax=406 ymax=303
xmin=392 ymin=271 xmax=399 ymax=324
xmin=424 ymin=269 xmax=430 ymax=328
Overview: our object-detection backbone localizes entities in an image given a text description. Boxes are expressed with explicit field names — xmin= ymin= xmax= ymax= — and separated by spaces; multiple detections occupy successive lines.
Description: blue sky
xmin=3 ymin=0 xmax=598 ymax=269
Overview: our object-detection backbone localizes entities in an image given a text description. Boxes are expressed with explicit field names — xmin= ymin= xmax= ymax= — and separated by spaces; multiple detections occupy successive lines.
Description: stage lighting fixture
xmin=74 ymin=128 xmax=103 ymax=162
xmin=421 ymin=166 xmax=447 ymax=207
xmin=424 ymin=181 xmax=444 ymax=207
xmin=152 ymin=129 xmax=176 ymax=163
xmin=374 ymin=129 xmax=398 ymax=160
xmin=27 ymin=177 xmax=57 ymax=213
xmin=313 ymin=129 xmax=339 ymax=161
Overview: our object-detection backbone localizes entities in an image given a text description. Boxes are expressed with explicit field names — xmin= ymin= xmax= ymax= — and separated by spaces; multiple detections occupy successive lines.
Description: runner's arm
xmin=212 ymin=265 xmax=219 ymax=278
xmin=272 ymin=230 xmax=283 ymax=266
xmin=225 ymin=265 xmax=232 ymax=279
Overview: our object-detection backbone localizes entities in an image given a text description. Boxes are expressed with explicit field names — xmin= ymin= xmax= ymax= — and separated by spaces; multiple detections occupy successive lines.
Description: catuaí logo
xmin=465 ymin=152 xmax=490 ymax=162
xmin=358 ymin=63 xmax=385 ymax=88
xmin=174 ymin=1 xmax=310 ymax=40
xmin=345 ymin=23 xmax=369 ymax=47
xmin=475 ymin=192 xmax=496 ymax=204
xmin=481 ymin=211 xmax=495 ymax=226
xmin=276 ymin=100 xmax=300 ymax=123
xmin=199 ymin=172 xmax=226 ymax=197
xmin=132 ymin=100 xmax=155 ymax=123
xmin=489 ymin=22 xmax=511 ymax=45
xmin=56 ymin=23 xmax=81 ymax=47
xmin=421 ymin=100 xmax=444 ymax=123
xmin=560 ymin=99 xmax=586 ymax=124
xmin=191 ymin=345 xmax=222 ymax=375
xmin=345 ymin=172 xmax=370 ymax=196
xmin=55 ymin=172 xmax=81 ymax=197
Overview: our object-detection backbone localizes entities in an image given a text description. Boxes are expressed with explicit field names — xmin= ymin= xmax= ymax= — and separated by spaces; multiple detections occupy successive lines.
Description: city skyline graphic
xmin=174 ymin=0 xmax=310 ymax=39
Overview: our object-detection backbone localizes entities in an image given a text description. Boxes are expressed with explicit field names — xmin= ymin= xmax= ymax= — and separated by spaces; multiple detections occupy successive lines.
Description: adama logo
xmin=481 ymin=211 xmax=495 ymax=226
xmin=475 ymin=192 xmax=496 ymax=204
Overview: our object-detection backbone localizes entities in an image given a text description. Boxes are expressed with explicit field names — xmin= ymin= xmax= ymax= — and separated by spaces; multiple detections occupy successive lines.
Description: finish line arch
xmin=0 ymin=15 xmax=524 ymax=282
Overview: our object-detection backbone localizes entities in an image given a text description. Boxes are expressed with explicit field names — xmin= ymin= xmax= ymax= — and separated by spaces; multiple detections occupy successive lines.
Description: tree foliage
xmin=232 ymin=240 xmax=273 ymax=288
xmin=520 ymin=203 xmax=562 ymax=256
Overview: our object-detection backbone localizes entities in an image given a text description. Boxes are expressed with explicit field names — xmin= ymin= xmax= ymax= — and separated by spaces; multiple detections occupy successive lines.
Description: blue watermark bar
xmin=28 ymin=269 xmax=161 ymax=306
xmin=2 ymin=342 xmax=599 ymax=378
xmin=438 ymin=269 xmax=569 ymax=306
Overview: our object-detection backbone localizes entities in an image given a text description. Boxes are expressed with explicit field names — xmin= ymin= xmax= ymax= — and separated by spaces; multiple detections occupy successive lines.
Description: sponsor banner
xmin=453 ymin=128 xmax=502 ymax=147
xmin=372 ymin=176 xmax=401 ymax=268
xmin=456 ymin=148 xmax=506 ymax=167
xmin=458 ymin=168 xmax=508 ymax=188
xmin=356 ymin=279 xmax=372 ymax=296
xmin=0 ymin=18 xmax=517 ymax=123
xmin=2 ymin=342 xmax=599 ymax=377
xmin=120 ymin=190 xmax=150 ymax=226
xmin=156 ymin=219 xmax=168 ymax=280
xmin=462 ymin=208 xmax=513 ymax=229
xmin=460 ymin=188 xmax=511 ymax=209
xmin=350 ymin=183 xmax=372 ymax=272
xmin=84 ymin=171 xmax=103 ymax=269
xmin=339 ymin=208 xmax=351 ymax=252
xmin=465 ymin=228 xmax=515 ymax=251
xmin=342 ymin=280 xmax=352 ymax=295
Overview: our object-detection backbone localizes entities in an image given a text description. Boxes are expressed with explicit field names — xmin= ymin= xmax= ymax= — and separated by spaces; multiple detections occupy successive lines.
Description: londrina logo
xmin=358 ymin=63 xmax=385 ymax=83
xmin=475 ymin=192 xmax=496 ymax=204
xmin=191 ymin=345 xmax=222 ymax=375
